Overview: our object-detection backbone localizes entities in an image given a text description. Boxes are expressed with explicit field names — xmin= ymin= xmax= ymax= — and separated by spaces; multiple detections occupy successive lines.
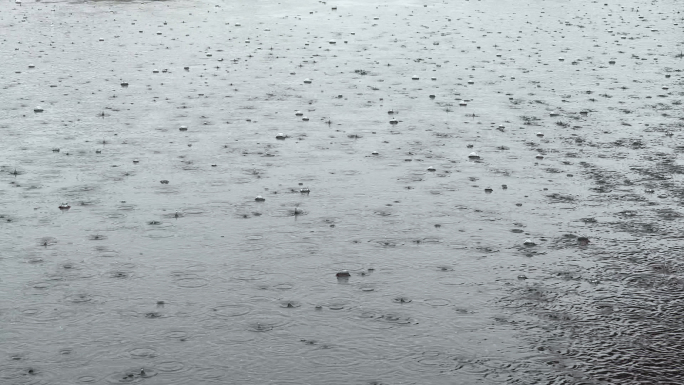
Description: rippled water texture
xmin=1 ymin=0 xmax=683 ymax=383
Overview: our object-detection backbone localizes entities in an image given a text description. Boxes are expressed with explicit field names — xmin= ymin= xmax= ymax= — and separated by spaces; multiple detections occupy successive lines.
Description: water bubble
xmin=411 ymin=75 xmax=419 ymax=80
xmin=468 ymin=152 xmax=480 ymax=159
xmin=275 ymin=133 xmax=286 ymax=140
xmin=427 ymin=166 xmax=436 ymax=172
xmin=536 ymin=132 xmax=544 ymax=137
xmin=254 ymin=195 xmax=265 ymax=202
xmin=303 ymin=78 xmax=312 ymax=84
xmin=34 ymin=106 xmax=44 ymax=113
xmin=179 ymin=125 xmax=188 ymax=131
xmin=523 ymin=239 xmax=536 ymax=246
xmin=535 ymin=154 xmax=544 ymax=159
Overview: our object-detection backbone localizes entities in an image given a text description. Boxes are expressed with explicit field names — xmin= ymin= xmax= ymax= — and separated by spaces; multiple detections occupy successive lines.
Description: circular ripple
xmin=424 ymin=298 xmax=451 ymax=306
xmin=268 ymin=208 xmax=304 ymax=218
xmin=324 ymin=297 xmax=353 ymax=311
xmin=307 ymin=351 xmax=362 ymax=368
xmin=64 ymin=293 xmax=103 ymax=304
xmin=164 ymin=331 xmax=188 ymax=340
xmin=106 ymin=270 xmax=133 ymax=279
xmin=228 ymin=268 xmax=267 ymax=281
xmin=127 ymin=347 xmax=157 ymax=359
xmin=181 ymin=207 xmax=207 ymax=215
xmin=105 ymin=367 xmax=157 ymax=384
xmin=194 ymin=367 xmax=227 ymax=381
xmin=154 ymin=361 xmax=187 ymax=373
xmin=25 ymin=280 xmax=61 ymax=293
xmin=174 ymin=277 xmax=209 ymax=288
xmin=246 ymin=314 xmax=291 ymax=332
xmin=0 ymin=366 xmax=56 ymax=385
xmin=94 ymin=248 xmax=120 ymax=258
xmin=209 ymin=304 xmax=252 ymax=318
xmin=18 ymin=304 xmax=88 ymax=324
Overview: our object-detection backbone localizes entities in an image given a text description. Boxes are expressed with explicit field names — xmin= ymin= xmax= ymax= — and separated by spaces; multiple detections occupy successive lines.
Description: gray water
xmin=1 ymin=0 xmax=683 ymax=383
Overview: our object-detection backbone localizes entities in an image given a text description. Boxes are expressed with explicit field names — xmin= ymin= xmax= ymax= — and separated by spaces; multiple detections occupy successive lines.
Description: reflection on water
xmin=1 ymin=0 xmax=683 ymax=383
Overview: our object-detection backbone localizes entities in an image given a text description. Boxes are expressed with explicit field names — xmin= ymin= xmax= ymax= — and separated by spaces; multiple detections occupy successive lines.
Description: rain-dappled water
xmin=2 ymin=0 xmax=683 ymax=383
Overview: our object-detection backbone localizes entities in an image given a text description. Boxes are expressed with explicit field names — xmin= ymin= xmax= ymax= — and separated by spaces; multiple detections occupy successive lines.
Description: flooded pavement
xmin=1 ymin=0 xmax=683 ymax=383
